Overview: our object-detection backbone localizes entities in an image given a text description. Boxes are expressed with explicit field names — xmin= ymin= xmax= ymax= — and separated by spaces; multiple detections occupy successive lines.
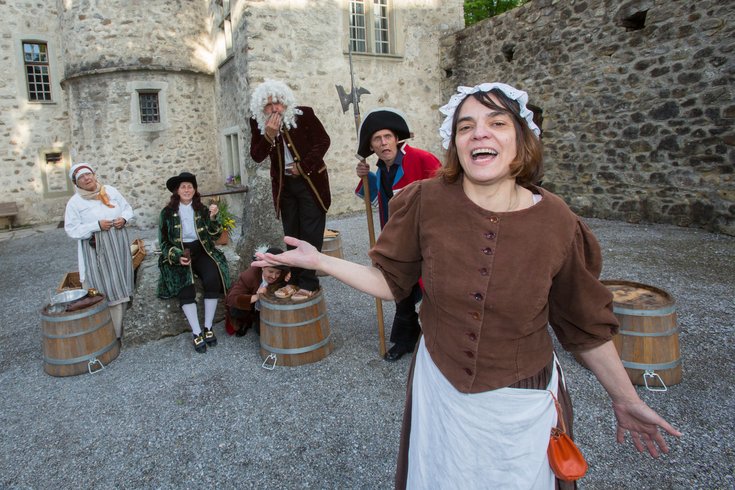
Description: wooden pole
xmin=342 ymin=40 xmax=386 ymax=358
xmin=360 ymin=173 xmax=387 ymax=357
xmin=199 ymin=185 xmax=249 ymax=198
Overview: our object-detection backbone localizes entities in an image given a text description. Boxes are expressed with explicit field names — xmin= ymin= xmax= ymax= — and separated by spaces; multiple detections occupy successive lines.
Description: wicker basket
xmin=57 ymin=272 xmax=82 ymax=292
xmin=131 ymin=238 xmax=146 ymax=270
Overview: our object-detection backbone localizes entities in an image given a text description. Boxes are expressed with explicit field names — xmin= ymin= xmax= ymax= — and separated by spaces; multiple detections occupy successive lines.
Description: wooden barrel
xmin=602 ymin=280 xmax=681 ymax=388
xmin=318 ymin=229 xmax=343 ymax=276
xmin=259 ymin=289 xmax=333 ymax=367
xmin=41 ymin=299 xmax=120 ymax=377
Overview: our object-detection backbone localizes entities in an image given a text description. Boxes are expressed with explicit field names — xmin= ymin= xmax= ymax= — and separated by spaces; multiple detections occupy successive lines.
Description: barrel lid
xmin=601 ymin=280 xmax=675 ymax=310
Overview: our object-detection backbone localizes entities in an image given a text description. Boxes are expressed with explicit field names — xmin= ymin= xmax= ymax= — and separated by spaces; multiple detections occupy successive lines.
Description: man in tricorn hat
xmin=355 ymin=108 xmax=441 ymax=361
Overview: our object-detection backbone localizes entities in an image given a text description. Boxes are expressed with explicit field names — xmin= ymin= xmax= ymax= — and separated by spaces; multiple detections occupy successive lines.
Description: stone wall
xmin=0 ymin=0 xmax=71 ymax=226
xmin=65 ymin=71 xmax=219 ymax=226
xmin=1 ymin=0 xmax=465 ymax=231
xmin=57 ymin=0 xmax=212 ymax=78
xmin=440 ymin=0 xmax=735 ymax=235
xmin=213 ymin=0 xmax=465 ymax=260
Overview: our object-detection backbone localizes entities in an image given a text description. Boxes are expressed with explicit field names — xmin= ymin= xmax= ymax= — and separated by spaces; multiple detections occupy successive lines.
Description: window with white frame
xmin=23 ymin=41 xmax=52 ymax=101
xmin=223 ymin=131 xmax=241 ymax=185
xmin=128 ymin=81 xmax=170 ymax=132
xmin=215 ymin=0 xmax=233 ymax=62
xmin=349 ymin=0 xmax=393 ymax=55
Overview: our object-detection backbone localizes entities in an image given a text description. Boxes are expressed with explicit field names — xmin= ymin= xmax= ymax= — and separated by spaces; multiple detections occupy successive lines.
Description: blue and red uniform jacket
xmin=355 ymin=143 xmax=441 ymax=228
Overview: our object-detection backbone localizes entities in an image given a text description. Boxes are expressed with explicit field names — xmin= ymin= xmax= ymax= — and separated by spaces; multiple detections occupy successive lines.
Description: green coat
xmin=157 ymin=205 xmax=231 ymax=299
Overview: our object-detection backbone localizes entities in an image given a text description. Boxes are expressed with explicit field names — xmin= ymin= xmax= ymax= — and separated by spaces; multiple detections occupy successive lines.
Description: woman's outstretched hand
xmin=612 ymin=399 xmax=682 ymax=457
xmin=253 ymin=236 xmax=321 ymax=271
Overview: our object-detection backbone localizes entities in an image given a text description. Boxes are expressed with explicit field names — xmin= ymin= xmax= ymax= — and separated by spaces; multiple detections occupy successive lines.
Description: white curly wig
xmin=249 ymin=79 xmax=303 ymax=135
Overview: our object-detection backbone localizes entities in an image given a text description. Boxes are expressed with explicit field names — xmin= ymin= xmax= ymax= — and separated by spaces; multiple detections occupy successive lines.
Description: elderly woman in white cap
xmin=64 ymin=163 xmax=134 ymax=345
xmin=254 ymin=83 xmax=681 ymax=489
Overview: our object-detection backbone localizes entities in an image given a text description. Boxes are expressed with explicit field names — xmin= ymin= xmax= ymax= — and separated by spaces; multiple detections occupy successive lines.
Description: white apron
xmin=407 ymin=336 xmax=559 ymax=490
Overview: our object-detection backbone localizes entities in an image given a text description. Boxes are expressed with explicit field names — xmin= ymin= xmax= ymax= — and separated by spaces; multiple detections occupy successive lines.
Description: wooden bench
xmin=0 ymin=202 xmax=19 ymax=230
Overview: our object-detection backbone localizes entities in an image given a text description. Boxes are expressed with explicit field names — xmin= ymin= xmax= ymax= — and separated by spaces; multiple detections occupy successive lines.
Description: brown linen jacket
xmin=369 ymin=177 xmax=619 ymax=393
xmin=249 ymin=106 xmax=331 ymax=218
xmin=225 ymin=265 xmax=262 ymax=311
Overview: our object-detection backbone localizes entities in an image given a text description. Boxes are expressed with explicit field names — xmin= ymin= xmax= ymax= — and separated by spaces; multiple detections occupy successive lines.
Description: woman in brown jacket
xmin=254 ymin=82 xmax=680 ymax=489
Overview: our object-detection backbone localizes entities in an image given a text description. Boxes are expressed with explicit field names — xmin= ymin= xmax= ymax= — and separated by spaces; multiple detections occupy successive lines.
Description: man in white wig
xmin=64 ymin=163 xmax=134 ymax=345
xmin=249 ymin=79 xmax=331 ymax=302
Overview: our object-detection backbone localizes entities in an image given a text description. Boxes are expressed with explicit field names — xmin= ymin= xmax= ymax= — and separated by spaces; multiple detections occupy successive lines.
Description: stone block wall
xmin=440 ymin=0 xmax=734 ymax=235
xmin=1 ymin=0 xmax=465 ymax=231
xmin=1 ymin=0 xmax=71 ymax=226
xmin=65 ymin=71 xmax=219 ymax=226
xmin=221 ymin=0 xmax=465 ymax=260
xmin=58 ymin=0 xmax=213 ymax=78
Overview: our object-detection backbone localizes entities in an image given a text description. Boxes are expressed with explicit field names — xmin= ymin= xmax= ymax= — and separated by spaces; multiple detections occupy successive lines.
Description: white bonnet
xmin=439 ymin=83 xmax=541 ymax=149
xmin=69 ymin=162 xmax=94 ymax=182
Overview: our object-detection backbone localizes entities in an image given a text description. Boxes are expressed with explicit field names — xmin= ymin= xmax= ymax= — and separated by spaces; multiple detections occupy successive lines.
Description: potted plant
xmin=215 ymin=199 xmax=236 ymax=245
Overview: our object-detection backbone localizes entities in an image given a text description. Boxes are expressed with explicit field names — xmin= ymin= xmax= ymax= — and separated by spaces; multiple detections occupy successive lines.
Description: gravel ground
xmin=0 ymin=212 xmax=733 ymax=489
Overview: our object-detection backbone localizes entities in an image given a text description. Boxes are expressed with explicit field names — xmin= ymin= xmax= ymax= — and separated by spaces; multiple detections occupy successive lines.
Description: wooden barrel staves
xmin=41 ymin=300 xmax=120 ymax=377
xmin=259 ymin=289 xmax=333 ymax=367
xmin=602 ymin=280 xmax=681 ymax=390
xmin=318 ymin=229 xmax=344 ymax=277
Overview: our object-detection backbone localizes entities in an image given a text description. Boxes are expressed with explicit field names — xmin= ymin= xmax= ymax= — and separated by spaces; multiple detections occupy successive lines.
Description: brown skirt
xmin=394 ymin=351 xmax=576 ymax=490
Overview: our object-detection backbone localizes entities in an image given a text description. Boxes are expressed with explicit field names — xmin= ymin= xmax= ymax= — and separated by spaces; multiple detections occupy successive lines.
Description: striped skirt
xmin=81 ymin=227 xmax=134 ymax=305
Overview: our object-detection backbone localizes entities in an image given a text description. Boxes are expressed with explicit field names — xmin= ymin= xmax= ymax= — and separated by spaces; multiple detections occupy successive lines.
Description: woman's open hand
xmin=253 ymin=236 xmax=320 ymax=271
xmin=612 ymin=399 xmax=682 ymax=457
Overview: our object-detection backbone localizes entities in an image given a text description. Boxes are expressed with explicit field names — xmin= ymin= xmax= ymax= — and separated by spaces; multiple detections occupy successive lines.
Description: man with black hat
xmin=355 ymin=108 xmax=441 ymax=361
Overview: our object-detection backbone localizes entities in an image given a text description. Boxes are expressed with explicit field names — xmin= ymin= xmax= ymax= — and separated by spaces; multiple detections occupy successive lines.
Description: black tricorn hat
xmin=166 ymin=172 xmax=198 ymax=193
xmin=357 ymin=108 xmax=411 ymax=158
